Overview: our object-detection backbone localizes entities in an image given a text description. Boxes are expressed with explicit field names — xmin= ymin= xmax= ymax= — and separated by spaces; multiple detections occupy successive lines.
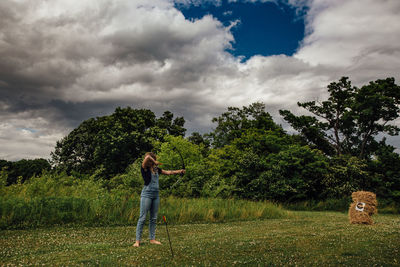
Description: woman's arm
xmin=142 ymin=155 xmax=161 ymax=168
xmin=161 ymin=169 xmax=185 ymax=175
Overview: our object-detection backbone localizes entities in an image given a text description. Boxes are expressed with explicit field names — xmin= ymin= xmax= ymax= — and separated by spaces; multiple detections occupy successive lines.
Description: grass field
xmin=1 ymin=211 xmax=399 ymax=266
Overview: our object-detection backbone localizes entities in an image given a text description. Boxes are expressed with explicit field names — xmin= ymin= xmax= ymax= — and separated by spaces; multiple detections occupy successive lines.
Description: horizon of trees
xmin=1 ymin=77 xmax=400 ymax=204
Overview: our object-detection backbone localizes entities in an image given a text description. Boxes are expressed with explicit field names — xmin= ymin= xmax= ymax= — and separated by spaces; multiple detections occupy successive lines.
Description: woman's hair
xmin=143 ymin=152 xmax=157 ymax=169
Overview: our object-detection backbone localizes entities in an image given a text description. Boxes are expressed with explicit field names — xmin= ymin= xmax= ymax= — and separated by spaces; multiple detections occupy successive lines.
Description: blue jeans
xmin=136 ymin=195 xmax=160 ymax=241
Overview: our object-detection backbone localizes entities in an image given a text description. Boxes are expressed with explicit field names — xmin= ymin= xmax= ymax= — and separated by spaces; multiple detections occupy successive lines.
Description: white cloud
xmin=0 ymin=117 xmax=65 ymax=161
xmin=0 ymin=0 xmax=399 ymax=160
xmin=174 ymin=0 xmax=223 ymax=7
xmin=296 ymin=0 xmax=400 ymax=69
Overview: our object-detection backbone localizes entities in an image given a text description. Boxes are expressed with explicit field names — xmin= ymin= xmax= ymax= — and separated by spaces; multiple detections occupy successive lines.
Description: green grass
xmin=1 ymin=211 xmax=399 ymax=266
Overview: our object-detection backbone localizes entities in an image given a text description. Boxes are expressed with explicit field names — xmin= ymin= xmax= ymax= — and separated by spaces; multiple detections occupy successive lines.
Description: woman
xmin=133 ymin=152 xmax=185 ymax=247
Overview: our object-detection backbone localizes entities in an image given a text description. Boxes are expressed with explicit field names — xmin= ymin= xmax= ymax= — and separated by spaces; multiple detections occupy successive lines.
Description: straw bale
xmin=364 ymin=204 xmax=377 ymax=215
xmin=351 ymin=191 xmax=377 ymax=206
xmin=348 ymin=203 xmax=373 ymax=224
xmin=348 ymin=191 xmax=377 ymax=225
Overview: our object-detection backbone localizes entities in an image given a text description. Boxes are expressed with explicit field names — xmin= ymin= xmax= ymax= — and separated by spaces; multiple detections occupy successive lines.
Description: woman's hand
xmin=142 ymin=155 xmax=161 ymax=168
xmin=174 ymin=169 xmax=185 ymax=175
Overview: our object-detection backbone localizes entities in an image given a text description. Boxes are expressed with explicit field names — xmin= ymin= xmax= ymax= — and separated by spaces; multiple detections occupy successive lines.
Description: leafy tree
xmin=204 ymin=129 xmax=329 ymax=201
xmin=156 ymin=135 xmax=208 ymax=197
xmin=188 ymin=132 xmax=210 ymax=147
xmin=51 ymin=117 xmax=100 ymax=175
xmin=187 ymin=132 xmax=211 ymax=158
xmin=353 ymin=78 xmax=400 ymax=158
xmin=209 ymin=102 xmax=283 ymax=148
xmin=369 ymin=143 xmax=400 ymax=202
xmin=204 ymin=143 xmax=243 ymax=198
xmin=203 ymin=126 xmax=296 ymax=199
xmin=280 ymin=77 xmax=400 ymax=158
xmin=322 ymin=155 xmax=371 ymax=199
xmin=52 ymin=107 xmax=186 ymax=177
xmin=203 ymin=103 xmax=330 ymax=201
xmin=0 ymin=160 xmax=11 ymax=172
xmin=258 ymin=146 xmax=329 ymax=202
xmin=3 ymin=158 xmax=51 ymax=185
xmin=156 ymin=111 xmax=186 ymax=137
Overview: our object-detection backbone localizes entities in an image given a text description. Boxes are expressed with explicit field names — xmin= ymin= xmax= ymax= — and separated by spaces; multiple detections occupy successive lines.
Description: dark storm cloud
xmin=0 ymin=1 xmax=231 ymax=112
xmin=0 ymin=0 xmax=400 ymax=160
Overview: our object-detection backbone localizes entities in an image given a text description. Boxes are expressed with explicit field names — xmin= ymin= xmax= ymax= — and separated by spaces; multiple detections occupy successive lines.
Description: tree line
xmin=2 ymin=77 xmax=400 ymax=205
xmin=0 ymin=159 xmax=50 ymax=185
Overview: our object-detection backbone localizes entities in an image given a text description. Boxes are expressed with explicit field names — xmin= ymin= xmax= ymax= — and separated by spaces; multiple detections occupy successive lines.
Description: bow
xmin=170 ymin=145 xmax=185 ymax=189
xmin=172 ymin=146 xmax=185 ymax=177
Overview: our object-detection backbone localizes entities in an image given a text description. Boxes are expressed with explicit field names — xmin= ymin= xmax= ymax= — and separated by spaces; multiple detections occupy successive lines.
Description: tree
xmin=209 ymin=102 xmax=283 ymax=148
xmin=369 ymin=143 xmax=400 ymax=202
xmin=188 ymin=132 xmax=209 ymax=147
xmin=280 ymin=77 xmax=400 ymax=158
xmin=0 ymin=160 xmax=11 ymax=172
xmin=3 ymin=158 xmax=51 ymax=185
xmin=187 ymin=132 xmax=211 ymax=158
xmin=203 ymin=103 xmax=318 ymax=200
xmin=322 ymin=155 xmax=371 ymax=199
xmin=353 ymin=78 xmax=400 ymax=158
xmin=203 ymin=127 xmax=329 ymax=201
xmin=156 ymin=111 xmax=186 ymax=137
xmin=156 ymin=135 xmax=209 ymax=197
xmin=257 ymin=145 xmax=329 ymax=201
xmin=51 ymin=107 xmax=186 ymax=177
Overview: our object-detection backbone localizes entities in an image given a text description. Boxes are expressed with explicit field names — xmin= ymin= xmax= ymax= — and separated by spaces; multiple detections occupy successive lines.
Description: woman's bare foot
xmin=133 ymin=241 xmax=140 ymax=247
xmin=150 ymin=240 xmax=162 ymax=245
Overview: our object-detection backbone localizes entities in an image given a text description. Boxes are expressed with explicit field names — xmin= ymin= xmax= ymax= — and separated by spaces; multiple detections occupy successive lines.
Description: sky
xmin=1 ymin=0 xmax=400 ymax=161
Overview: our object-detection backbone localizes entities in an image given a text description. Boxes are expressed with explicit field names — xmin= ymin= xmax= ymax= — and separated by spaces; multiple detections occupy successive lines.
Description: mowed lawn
xmin=1 ymin=211 xmax=399 ymax=266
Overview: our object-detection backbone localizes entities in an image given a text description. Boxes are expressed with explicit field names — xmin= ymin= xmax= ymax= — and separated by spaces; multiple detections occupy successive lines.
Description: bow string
xmin=170 ymin=145 xmax=185 ymax=189
xmin=172 ymin=145 xmax=185 ymax=176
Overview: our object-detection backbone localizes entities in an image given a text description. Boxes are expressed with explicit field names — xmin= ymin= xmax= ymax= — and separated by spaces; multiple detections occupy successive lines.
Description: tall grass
xmin=0 ymin=195 xmax=140 ymax=229
xmin=283 ymin=198 xmax=351 ymax=212
xmin=0 ymin=196 xmax=288 ymax=229
xmin=0 ymin=172 xmax=289 ymax=229
xmin=160 ymin=196 xmax=288 ymax=223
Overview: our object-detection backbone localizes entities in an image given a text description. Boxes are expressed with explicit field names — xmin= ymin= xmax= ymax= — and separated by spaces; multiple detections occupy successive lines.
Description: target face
xmin=355 ymin=202 xmax=366 ymax=212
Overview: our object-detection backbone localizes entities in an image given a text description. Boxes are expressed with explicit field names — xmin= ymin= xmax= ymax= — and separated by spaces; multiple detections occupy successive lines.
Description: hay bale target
xmin=348 ymin=191 xmax=377 ymax=225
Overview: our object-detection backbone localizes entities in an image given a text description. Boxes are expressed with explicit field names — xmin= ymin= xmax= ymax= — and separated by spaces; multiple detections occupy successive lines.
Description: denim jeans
xmin=135 ymin=195 xmax=160 ymax=241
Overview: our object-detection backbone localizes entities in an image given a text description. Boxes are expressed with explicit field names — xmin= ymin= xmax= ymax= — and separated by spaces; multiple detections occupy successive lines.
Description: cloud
xmin=0 ymin=116 xmax=65 ymax=161
xmin=296 ymin=0 xmax=400 ymax=68
xmin=174 ymin=0 xmax=223 ymax=8
xmin=1 ymin=0 xmax=399 ymax=160
xmin=223 ymin=10 xmax=233 ymax=16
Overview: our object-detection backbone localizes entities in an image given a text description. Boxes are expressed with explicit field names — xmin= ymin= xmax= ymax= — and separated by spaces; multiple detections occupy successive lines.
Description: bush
xmin=322 ymin=156 xmax=371 ymax=199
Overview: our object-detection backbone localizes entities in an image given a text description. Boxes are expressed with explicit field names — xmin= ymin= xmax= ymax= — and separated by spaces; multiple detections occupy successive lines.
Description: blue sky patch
xmin=18 ymin=128 xmax=38 ymax=133
xmin=175 ymin=0 xmax=306 ymax=60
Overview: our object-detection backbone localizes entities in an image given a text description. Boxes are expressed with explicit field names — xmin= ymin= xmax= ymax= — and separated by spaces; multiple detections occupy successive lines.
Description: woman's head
xmin=144 ymin=152 xmax=157 ymax=169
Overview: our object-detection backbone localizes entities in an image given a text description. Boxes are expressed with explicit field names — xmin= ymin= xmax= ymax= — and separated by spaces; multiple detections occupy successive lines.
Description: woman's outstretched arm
xmin=161 ymin=169 xmax=185 ymax=175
